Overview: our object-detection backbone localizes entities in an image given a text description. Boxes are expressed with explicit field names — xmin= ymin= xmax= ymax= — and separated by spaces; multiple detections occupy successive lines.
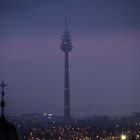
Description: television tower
xmin=60 ymin=15 xmax=73 ymax=122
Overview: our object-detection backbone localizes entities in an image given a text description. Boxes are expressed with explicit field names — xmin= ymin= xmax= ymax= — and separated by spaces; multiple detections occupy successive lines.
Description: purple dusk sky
xmin=0 ymin=0 xmax=140 ymax=117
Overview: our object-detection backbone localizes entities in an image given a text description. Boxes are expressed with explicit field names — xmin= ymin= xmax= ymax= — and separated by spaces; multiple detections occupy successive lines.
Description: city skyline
xmin=0 ymin=0 xmax=140 ymax=117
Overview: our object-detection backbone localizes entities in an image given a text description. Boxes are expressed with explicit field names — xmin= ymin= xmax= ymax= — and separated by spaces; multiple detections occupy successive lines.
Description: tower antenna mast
xmin=65 ymin=14 xmax=68 ymax=30
xmin=0 ymin=80 xmax=7 ymax=118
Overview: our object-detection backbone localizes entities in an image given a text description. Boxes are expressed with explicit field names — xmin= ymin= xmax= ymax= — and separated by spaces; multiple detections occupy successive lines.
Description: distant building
xmin=132 ymin=112 xmax=140 ymax=120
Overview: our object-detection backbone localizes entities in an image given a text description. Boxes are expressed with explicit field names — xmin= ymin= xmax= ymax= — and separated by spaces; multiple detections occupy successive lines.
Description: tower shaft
xmin=64 ymin=52 xmax=70 ymax=122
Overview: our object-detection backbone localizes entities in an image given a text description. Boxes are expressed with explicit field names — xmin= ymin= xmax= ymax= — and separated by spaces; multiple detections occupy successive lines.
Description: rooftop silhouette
xmin=0 ymin=81 xmax=18 ymax=140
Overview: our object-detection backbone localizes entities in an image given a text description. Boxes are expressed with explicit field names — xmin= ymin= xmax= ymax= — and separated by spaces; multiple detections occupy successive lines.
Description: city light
xmin=121 ymin=134 xmax=127 ymax=140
